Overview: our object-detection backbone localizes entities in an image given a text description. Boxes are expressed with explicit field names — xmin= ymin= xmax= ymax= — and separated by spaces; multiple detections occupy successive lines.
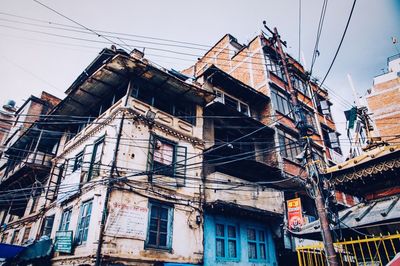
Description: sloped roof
xmin=294 ymin=195 xmax=400 ymax=239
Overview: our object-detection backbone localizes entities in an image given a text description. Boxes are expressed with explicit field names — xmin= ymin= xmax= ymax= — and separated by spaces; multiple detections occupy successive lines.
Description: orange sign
xmin=287 ymin=198 xmax=303 ymax=231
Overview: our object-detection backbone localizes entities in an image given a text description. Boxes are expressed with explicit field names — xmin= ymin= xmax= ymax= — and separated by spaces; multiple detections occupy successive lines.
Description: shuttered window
xmin=147 ymin=134 xmax=187 ymax=186
xmin=59 ymin=208 xmax=72 ymax=231
xmin=215 ymin=223 xmax=239 ymax=260
xmin=145 ymin=202 xmax=173 ymax=250
xmin=88 ymin=137 xmax=104 ymax=180
xmin=41 ymin=215 xmax=55 ymax=237
xmin=247 ymin=228 xmax=268 ymax=262
xmin=75 ymin=200 xmax=92 ymax=245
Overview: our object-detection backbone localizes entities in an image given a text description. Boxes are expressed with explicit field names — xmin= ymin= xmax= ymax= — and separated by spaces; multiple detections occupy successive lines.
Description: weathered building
xmin=0 ymin=48 xmax=213 ymax=265
xmin=366 ymin=53 xmax=400 ymax=143
xmin=0 ymin=30 xmax=343 ymax=266
xmin=294 ymin=144 xmax=400 ymax=265
xmin=182 ymin=33 xmax=342 ymax=264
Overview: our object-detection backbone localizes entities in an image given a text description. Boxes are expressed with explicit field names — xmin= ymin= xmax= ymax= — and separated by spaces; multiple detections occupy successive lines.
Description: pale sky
xmin=0 ymin=0 xmax=399 ymax=152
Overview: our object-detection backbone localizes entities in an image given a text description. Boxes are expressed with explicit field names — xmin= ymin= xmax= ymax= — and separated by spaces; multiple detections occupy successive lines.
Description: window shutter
xmin=175 ymin=145 xmax=187 ymax=187
xmin=320 ymin=100 xmax=330 ymax=115
xmin=81 ymin=145 xmax=92 ymax=182
xmin=64 ymin=158 xmax=73 ymax=176
xmin=328 ymin=132 xmax=339 ymax=148
xmin=146 ymin=134 xmax=156 ymax=182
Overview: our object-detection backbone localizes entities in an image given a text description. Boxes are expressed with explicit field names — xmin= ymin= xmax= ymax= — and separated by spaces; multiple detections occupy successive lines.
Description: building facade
xmin=366 ymin=53 xmax=400 ymax=143
xmin=182 ymin=33 xmax=343 ymax=263
xmin=0 ymin=30 xmax=342 ymax=266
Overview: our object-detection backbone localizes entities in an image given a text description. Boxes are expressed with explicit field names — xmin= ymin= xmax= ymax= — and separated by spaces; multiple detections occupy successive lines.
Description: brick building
xmin=0 ymin=30 xmax=343 ymax=266
xmin=366 ymin=54 xmax=400 ymax=142
xmin=183 ymin=33 xmax=343 ymax=264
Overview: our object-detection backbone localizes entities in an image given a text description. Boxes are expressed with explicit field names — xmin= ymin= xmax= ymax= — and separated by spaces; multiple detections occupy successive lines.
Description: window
xmin=22 ymin=226 xmax=31 ymax=243
xmin=41 ymin=215 xmax=55 ymax=237
xmin=147 ymin=135 xmax=187 ymax=185
xmin=291 ymin=75 xmax=310 ymax=97
xmin=76 ymin=200 xmax=93 ymax=245
xmin=131 ymin=83 xmax=196 ymax=125
xmin=300 ymin=105 xmax=317 ymax=131
xmin=146 ymin=202 xmax=173 ymax=250
xmin=321 ymin=126 xmax=341 ymax=154
xmin=247 ymin=228 xmax=268 ymax=262
xmin=30 ymin=188 xmax=43 ymax=214
xmin=277 ymin=129 xmax=302 ymax=162
xmin=89 ymin=138 xmax=104 ymax=180
xmin=316 ymin=95 xmax=332 ymax=120
xmin=11 ymin=230 xmax=19 ymax=244
xmin=270 ymin=88 xmax=295 ymax=120
xmin=1 ymin=233 xmax=8 ymax=243
xmin=213 ymin=89 xmax=251 ymax=117
xmin=224 ymin=94 xmax=239 ymax=110
xmin=59 ymin=209 xmax=72 ymax=231
xmin=73 ymin=151 xmax=84 ymax=172
xmin=215 ymin=223 xmax=239 ymax=260
xmin=264 ymin=49 xmax=287 ymax=82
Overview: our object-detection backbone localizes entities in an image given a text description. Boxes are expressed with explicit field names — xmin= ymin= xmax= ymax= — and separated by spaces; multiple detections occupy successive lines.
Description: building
xmin=366 ymin=53 xmax=400 ymax=143
xmin=0 ymin=47 xmax=215 ymax=265
xmin=0 ymin=29 xmax=343 ymax=266
xmin=182 ymin=33 xmax=342 ymax=262
xmin=0 ymin=100 xmax=16 ymax=147
xmin=294 ymin=144 xmax=400 ymax=265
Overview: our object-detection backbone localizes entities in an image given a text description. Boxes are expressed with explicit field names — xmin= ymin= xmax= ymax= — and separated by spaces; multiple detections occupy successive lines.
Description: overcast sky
xmin=0 ymin=0 xmax=399 ymax=152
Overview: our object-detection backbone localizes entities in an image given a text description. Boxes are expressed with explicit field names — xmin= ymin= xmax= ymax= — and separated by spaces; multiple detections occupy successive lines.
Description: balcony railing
xmin=3 ymin=151 xmax=54 ymax=182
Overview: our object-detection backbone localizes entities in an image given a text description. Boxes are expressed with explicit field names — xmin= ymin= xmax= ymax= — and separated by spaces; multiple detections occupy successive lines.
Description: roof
xmin=200 ymin=65 xmax=270 ymax=105
xmin=44 ymin=48 xmax=213 ymax=129
xmin=294 ymin=196 xmax=400 ymax=239
xmin=325 ymin=144 xmax=400 ymax=187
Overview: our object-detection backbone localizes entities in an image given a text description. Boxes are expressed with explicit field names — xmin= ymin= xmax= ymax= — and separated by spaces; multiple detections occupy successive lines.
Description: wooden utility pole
xmin=263 ymin=21 xmax=338 ymax=265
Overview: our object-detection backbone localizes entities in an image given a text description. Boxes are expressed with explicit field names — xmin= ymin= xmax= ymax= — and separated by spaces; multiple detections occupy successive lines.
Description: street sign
xmin=54 ymin=230 xmax=73 ymax=253
xmin=287 ymin=198 xmax=304 ymax=231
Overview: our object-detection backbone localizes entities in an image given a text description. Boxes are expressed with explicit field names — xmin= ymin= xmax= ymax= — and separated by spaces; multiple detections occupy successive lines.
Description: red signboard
xmin=287 ymin=198 xmax=303 ymax=231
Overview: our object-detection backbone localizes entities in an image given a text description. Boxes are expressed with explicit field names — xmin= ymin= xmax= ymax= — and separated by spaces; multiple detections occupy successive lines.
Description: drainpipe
xmin=95 ymin=81 xmax=131 ymax=266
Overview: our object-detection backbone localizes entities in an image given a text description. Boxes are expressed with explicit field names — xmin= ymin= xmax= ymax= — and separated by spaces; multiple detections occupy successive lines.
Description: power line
xmin=0 ymin=16 xmax=355 ymax=111
xmin=319 ymin=0 xmax=357 ymax=87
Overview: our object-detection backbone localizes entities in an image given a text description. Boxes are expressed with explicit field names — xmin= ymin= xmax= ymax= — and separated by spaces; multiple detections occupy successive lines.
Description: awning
xmin=17 ymin=238 xmax=53 ymax=262
xmin=0 ymin=243 xmax=25 ymax=259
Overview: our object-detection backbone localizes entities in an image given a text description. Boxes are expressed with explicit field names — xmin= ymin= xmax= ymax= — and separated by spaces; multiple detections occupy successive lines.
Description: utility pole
xmin=263 ymin=22 xmax=338 ymax=265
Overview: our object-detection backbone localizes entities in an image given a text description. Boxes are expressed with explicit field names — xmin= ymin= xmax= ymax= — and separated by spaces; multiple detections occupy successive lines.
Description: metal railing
xmin=297 ymin=232 xmax=400 ymax=266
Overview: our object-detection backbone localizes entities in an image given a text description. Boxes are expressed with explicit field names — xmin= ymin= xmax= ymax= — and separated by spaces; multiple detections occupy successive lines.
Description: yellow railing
xmin=297 ymin=232 xmax=400 ymax=266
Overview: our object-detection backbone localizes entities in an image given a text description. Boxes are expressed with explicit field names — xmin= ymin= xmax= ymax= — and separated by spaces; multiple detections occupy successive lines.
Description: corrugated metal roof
xmin=295 ymin=196 xmax=400 ymax=237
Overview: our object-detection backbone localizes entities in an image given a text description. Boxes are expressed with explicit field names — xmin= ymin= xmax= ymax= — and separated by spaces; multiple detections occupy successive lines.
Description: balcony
xmin=204 ymin=101 xmax=280 ymax=182
xmin=1 ymin=150 xmax=54 ymax=187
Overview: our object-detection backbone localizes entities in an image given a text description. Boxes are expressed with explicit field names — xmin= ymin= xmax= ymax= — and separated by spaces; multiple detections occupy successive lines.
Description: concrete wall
xmin=205 ymin=172 xmax=284 ymax=215
xmin=100 ymin=190 xmax=203 ymax=265
xmin=48 ymin=90 xmax=205 ymax=265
